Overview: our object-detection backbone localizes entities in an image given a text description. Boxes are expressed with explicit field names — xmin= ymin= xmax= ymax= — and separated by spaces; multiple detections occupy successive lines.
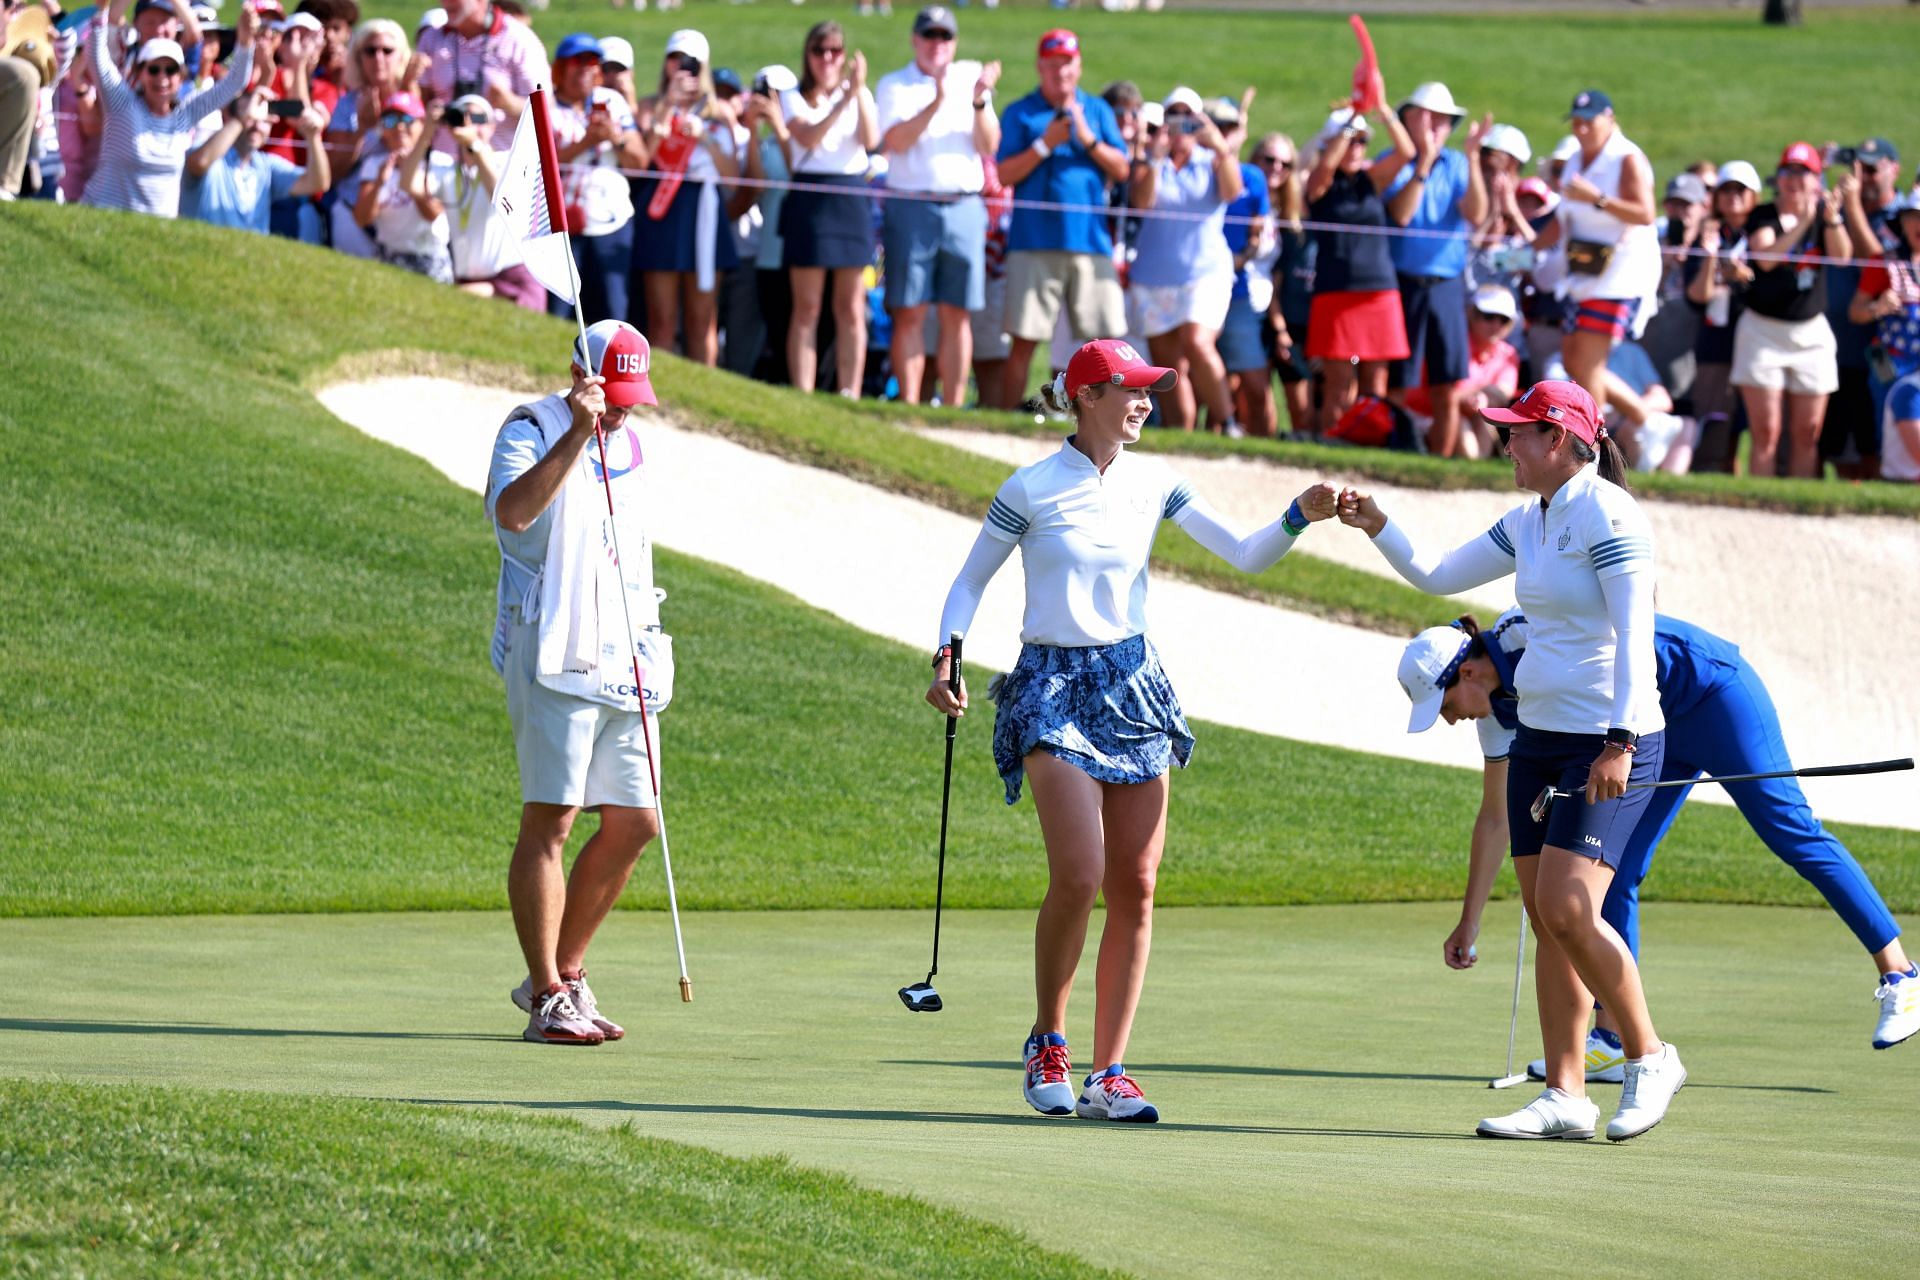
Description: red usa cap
xmin=572 ymin=319 xmax=658 ymax=407
xmin=1778 ymin=140 xmax=1824 ymax=173
xmin=1037 ymin=28 xmax=1079 ymax=59
xmin=1481 ymin=379 xmax=1601 ymax=446
xmin=1065 ymin=339 xmax=1176 ymax=399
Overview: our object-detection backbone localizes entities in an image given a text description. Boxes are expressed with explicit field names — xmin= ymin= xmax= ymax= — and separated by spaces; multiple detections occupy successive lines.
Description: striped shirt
xmin=82 ymin=27 xmax=253 ymax=216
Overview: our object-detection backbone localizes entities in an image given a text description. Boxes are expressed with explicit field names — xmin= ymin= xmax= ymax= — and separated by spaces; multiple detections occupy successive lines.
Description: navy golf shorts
xmin=1505 ymin=723 xmax=1666 ymax=869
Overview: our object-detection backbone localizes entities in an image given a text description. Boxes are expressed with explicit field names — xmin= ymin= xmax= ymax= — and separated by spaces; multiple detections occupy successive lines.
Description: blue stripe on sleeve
xmin=1486 ymin=519 xmax=1515 ymax=558
xmin=1590 ymin=535 xmax=1652 ymax=572
xmin=1162 ymin=482 xmax=1195 ymax=521
xmin=986 ymin=497 xmax=1030 ymax=538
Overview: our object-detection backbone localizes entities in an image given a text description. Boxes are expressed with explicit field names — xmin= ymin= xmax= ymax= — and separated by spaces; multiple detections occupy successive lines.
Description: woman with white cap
xmin=1468 ymin=123 xmax=1534 ymax=298
xmin=927 ymin=339 xmax=1337 ymax=1123
xmin=1338 ymin=380 xmax=1686 ymax=1142
xmin=1125 ymin=86 xmax=1242 ymax=432
xmin=82 ymin=0 xmax=257 ymax=214
xmin=1537 ymin=90 xmax=1660 ymax=416
xmin=1683 ymin=159 xmax=1761 ymax=472
xmin=1393 ymin=607 xmax=1918 ymax=1059
xmin=549 ymin=32 xmax=644 ymax=325
xmin=632 ymin=28 xmax=741 ymax=368
xmin=1303 ymin=96 xmax=1416 ymax=438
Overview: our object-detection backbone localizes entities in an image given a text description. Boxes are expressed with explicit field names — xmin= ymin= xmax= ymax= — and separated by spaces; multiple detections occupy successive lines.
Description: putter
xmin=1530 ymin=756 xmax=1914 ymax=825
xmin=901 ymin=631 xmax=964 ymax=1013
xmin=1491 ymin=905 xmax=1530 ymax=1089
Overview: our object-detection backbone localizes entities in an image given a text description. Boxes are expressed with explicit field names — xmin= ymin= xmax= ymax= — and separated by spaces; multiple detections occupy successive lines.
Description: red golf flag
xmin=491 ymin=87 xmax=578 ymax=303
xmin=1349 ymin=15 xmax=1384 ymax=114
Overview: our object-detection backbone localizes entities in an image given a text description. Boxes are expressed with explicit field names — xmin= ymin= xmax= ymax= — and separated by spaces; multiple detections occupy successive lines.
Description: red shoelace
xmin=1027 ymin=1042 xmax=1071 ymax=1084
xmin=1095 ymin=1071 xmax=1144 ymax=1099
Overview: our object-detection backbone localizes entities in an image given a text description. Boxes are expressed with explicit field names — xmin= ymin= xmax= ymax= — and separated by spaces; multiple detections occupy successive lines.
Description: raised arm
xmin=1338 ymin=488 xmax=1517 ymax=595
xmin=1171 ymin=482 xmax=1335 ymax=574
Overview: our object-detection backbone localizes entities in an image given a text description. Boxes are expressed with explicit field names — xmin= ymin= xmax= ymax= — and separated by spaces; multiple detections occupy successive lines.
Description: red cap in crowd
xmin=1037 ymin=28 xmax=1079 ymax=59
xmin=1481 ymin=380 xmax=1601 ymax=447
xmin=573 ymin=320 xmax=659 ymax=408
xmin=1065 ymin=340 xmax=1176 ymax=400
xmin=381 ymin=90 xmax=427 ymax=120
xmin=1778 ymin=140 xmax=1824 ymax=174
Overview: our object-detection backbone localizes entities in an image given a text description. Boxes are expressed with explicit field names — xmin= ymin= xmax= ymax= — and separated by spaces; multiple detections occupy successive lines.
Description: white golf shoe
xmin=522 ymin=984 xmax=604 ymax=1045
xmin=1022 ymin=1032 xmax=1076 ymax=1116
xmin=1606 ymin=1042 xmax=1687 ymax=1142
xmin=1075 ymin=1064 xmax=1159 ymax=1123
xmin=1476 ymin=1088 xmax=1599 ymax=1141
xmin=514 ymin=973 xmax=623 ymax=1040
xmin=1872 ymin=969 xmax=1920 ymax=1050
xmin=1525 ymin=1028 xmax=1626 ymax=1085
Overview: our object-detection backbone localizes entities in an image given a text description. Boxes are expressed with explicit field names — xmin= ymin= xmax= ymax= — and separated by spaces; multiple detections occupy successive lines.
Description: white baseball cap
xmin=1482 ymin=123 xmax=1531 ymax=165
xmin=1716 ymin=160 xmax=1762 ymax=193
xmin=275 ymin=13 xmax=322 ymax=34
xmin=1314 ymin=106 xmax=1368 ymax=150
xmin=754 ymin=64 xmax=798 ymax=94
xmin=1400 ymin=81 xmax=1464 ymax=118
xmin=1470 ymin=284 xmax=1518 ymax=321
xmin=665 ymin=28 xmax=709 ymax=65
xmin=600 ymin=36 xmax=634 ymax=70
xmin=1139 ymin=101 xmax=1164 ymax=130
xmin=1162 ymin=86 xmax=1202 ymax=114
xmin=1398 ymin=625 xmax=1475 ymax=733
xmin=134 ymin=37 xmax=185 ymax=67
xmin=1548 ymin=134 xmax=1579 ymax=164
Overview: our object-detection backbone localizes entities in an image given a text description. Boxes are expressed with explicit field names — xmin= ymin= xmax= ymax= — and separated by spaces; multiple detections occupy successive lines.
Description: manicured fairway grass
xmin=2 ymin=905 xmax=1910 ymax=1278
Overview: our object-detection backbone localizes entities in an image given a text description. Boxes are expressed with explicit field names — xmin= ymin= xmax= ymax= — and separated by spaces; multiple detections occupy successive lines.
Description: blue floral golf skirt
xmin=990 ymin=634 xmax=1194 ymax=806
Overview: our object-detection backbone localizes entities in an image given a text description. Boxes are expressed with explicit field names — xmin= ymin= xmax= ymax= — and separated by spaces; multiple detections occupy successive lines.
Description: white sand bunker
xmin=317 ymin=377 xmax=1916 ymax=830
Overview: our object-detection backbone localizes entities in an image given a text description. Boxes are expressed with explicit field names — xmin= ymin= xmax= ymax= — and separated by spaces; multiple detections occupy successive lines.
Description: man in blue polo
xmin=991 ymin=27 xmax=1128 ymax=409
xmin=1384 ymin=81 xmax=1488 ymax=458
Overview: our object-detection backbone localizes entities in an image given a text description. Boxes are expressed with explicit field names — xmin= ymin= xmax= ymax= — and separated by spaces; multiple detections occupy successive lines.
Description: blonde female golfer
xmin=927 ymin=339 xmax=1336 ymax=1123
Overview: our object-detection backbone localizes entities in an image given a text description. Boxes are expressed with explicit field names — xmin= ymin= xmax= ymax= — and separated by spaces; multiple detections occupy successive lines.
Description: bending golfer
xmin=485 ymin=319 xmax=666 ymax=1046
xmin=1397 ymin=608 xmax=1918 ymax=1058
xmin=1337 ymin=380 xmax=1685 ymax=1142
xmin=927 ymin=339 xmax=1337 ymax=1123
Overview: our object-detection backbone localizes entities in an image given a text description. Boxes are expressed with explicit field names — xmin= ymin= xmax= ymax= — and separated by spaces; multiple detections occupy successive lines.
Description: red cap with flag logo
xmin=1037 ymin=28 xmax=1079 ymax=59
xmin=1481 ymin=379 xmax=1601 ymax=446
xmin=1777 ymin=140 xmax=1825 ymax=174
xmin=572 ymin=319 xmax=658 ymax=407
xmin=1065 ymin=339 xmax=1177 ymax=399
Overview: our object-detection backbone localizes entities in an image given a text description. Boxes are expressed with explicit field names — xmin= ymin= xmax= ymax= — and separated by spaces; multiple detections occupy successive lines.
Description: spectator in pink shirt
xmin=412 ymin=0 xmax=547 ymax=144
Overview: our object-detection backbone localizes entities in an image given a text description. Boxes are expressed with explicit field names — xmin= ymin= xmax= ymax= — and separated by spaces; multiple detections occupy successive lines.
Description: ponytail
xmin=1454 ymin=613 xmax=1482 ymax=638
xmin=1452 ymin=613 xmax=1487 ymax=662
xmin=1570 ymin=434 xmax=1632 ymax=491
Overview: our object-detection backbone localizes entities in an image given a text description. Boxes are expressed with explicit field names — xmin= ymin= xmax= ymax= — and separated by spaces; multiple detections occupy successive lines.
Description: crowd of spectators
xmin=3 ymin=0 xmax=1916 ymax=481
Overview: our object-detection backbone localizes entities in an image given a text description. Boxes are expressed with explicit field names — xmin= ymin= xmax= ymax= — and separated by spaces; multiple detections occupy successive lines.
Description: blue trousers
xmin=1604 ymin=666 xmax=1901 ymax=957
xmin=548 ymin=221 xmax=634 ymax=327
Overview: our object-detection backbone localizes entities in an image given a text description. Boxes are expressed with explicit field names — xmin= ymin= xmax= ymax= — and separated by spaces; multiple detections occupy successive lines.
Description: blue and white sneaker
xmin=1022 ymin=1031 xmax=1076 ymax=1116
xmin=1525 ymin=1027 xmax=1626 ymax=1085
xmin=1075 ymin=1063 xmax=1159 ymax=1123
xmin=1873 ymin=968 xmax=1920 ymax=1049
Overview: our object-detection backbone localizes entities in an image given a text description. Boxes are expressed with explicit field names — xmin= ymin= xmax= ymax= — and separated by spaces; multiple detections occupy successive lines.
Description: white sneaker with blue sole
xmin=1526 ymin=1028 xmax=1626 ymax=1085
xmin=1023 ymin=1031 xmax=1076 ymax=1116
xmin=1873 ymin=969 xmax=1920 ymax=1049
xmin=1075 ymin=1064 xmax=1159 ymax=1123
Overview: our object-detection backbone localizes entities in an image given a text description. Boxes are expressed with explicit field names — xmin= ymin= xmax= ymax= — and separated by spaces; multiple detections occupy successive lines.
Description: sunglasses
xmin=810 ymin=45 xmax=845 ymax=57
xmin=361 ymin=46 xmax=398 ymax=57
xmin=144 ymin=63 xmax=183 ymax=78
xmin=917 ymin=30 xmax=954 ymax=42
xmin=380 ymin=111 xmax=418 ymax=128
xmin=1471 ymin=310 xmax=1510 ymax=323
xmin=1254 ymin=155 xmax=1293 ymax=170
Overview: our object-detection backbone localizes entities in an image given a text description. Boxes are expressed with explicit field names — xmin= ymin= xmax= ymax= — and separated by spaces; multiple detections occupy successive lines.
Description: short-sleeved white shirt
xmin=781 ymin=84 xmax=877 ymax=175
xmin=551 ymin=88 xmax=638 ymax=236
xmin=356 ymin=151 xmax=454 ymax=257
xmin=1480 ymin=466 xmax=1664 ymax=736
xmin=874 ymin=59 xmax=985 ymax=193
xmin=983 ymin=437 xmax=1195 ymax=648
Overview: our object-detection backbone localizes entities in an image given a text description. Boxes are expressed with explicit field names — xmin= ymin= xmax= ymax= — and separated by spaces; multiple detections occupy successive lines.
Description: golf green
xmin=2 ymin=905 xmax=1905 ymax=1277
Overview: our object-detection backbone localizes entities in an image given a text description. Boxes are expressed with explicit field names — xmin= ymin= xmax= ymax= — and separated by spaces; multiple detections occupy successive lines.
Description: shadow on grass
xmin=881 ymin=1059 xmax=1834 ymax=1094
xmin=400 ymin=1096 xmax=1479 ymax=1142
xmin=0 ymin=1017 xmax=515 ymax=1044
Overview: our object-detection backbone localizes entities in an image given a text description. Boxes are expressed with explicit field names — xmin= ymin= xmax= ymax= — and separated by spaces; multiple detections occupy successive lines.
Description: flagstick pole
xmin=538 ymin=90 xmax=694 ymax=1004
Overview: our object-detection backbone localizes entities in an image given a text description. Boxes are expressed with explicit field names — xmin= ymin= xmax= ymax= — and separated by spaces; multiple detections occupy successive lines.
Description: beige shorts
xmin=502 ymin=621 xmax=658 ymax=810
xmin=1003 ymin=250 xmax=1126 ymax=344
xmin=1730 ymin=311 xmax=1839 ymax=396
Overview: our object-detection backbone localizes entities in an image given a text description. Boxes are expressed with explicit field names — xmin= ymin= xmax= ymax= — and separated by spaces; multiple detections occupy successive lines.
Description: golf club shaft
xmin=928 ymin=632 xmax=963 ymax=983
xmin=1551 ymin=756 xmax=1914 ymax=802
xmin=1504 ymin=905 xmax=1526 ymax=1079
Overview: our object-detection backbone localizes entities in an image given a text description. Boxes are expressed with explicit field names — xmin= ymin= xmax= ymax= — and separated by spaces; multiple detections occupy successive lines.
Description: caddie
xmin=484 ymin=318 xmax=673 ymax=1046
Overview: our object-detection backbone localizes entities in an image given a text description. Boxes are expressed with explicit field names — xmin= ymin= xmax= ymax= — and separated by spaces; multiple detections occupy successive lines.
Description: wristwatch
xmin=1604 ymin=727 xmax=1639 ymax=752
xmin=973 ymin=91 xmax=992 ymax=110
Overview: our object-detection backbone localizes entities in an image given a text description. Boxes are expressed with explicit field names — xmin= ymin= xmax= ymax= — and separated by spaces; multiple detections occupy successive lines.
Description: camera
xmin=442 ymin=104 xmax=467 ymax=126
xmin=1831 ymin=145 xmax=1859 ymax=168
xmin=454 ymin=75 xmax=481 ymax=101
xmin=266 ymin=99 xmax=304 ymax=119
xmin=752 ymin=72 xmax=773 ymax=97
xmin=1172 ymin=115 xmax=1204 ymax=136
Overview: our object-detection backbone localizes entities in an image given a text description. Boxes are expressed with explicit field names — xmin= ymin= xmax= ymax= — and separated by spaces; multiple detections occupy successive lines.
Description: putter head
xmin=898 ymin=982 xmax=942 ymax=1013
xmin=1528 ymin=785 xmax=1556 ymax=824
xmin=1490 ymin=1073 xmax=1529 ymax=1090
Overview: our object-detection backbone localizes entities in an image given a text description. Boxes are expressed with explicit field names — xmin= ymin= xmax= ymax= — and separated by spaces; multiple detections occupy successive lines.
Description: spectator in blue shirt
xmin=1383 ymin=82 xmax=1489 ymax=459
xmin=183 ymin=87 xmax=332 ymax=232
xmin=989 ymin=27 xmax=1128 ymax=408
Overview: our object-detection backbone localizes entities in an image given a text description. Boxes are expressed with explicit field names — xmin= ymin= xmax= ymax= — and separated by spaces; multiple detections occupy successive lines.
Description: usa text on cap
xmin=913 ymin=5 xmax=956 ymax=37
xmin=574 ymin=320 xmax=659 ymax=408
xmin=1566 ymin=89 xmax=1613 ymax=121
xmin=1482 ymin=380 xmax=1602 ymax=448
xmin=1036 ymin=28 xmax=1078 ymax=59
xmin=1065 ymin=339 xmax=1176 ymax=399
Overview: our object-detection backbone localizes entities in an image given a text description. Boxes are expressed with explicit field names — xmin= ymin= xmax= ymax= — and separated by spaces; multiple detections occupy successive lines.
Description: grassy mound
xmin=0 ymin=1079 xmax=1119 ymax=1279
xmin=4 ymin=203 xmax=1914 ymax=918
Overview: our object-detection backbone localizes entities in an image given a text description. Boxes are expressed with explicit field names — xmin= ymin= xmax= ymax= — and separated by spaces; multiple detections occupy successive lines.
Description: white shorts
xmin=1730 ymin=311 xmax=1839 ymax=396
xmin=1127 ymin=273 xmax=1234 ymax=339
xmin=971 ymin=271 xmax=1011 ymax=362
xmin=502 ymin=621 xmax=658 ymax=810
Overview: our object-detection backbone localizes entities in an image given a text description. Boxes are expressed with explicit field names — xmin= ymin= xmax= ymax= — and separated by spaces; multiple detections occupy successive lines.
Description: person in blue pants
xmin=1393 ymin=607 xmax=1919 ymax=1067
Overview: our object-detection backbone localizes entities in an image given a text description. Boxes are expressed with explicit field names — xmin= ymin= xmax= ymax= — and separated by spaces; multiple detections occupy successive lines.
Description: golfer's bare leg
xmin=1091 ymin=773 xmax=1169 ymax=1071
xmin=1533 ymin=847 xmax=1660 ymax=1060
xmin=1027 ymin=749 xmax=1106 ymax=1036
xmin=1515 ymin=855 xmax=1593 ymax=1097
xmin=556 ymin=804 xmax=661 ymax=974
xmin=509 ymin=803 xmax=578 ymax=992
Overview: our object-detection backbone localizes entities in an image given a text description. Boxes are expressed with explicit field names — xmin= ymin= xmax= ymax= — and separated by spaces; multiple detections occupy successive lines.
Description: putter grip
xmin=948 ymin=631 xmax=964 ymax=694
xmin=1796 ymin=757 xmax=1914 ymax=778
